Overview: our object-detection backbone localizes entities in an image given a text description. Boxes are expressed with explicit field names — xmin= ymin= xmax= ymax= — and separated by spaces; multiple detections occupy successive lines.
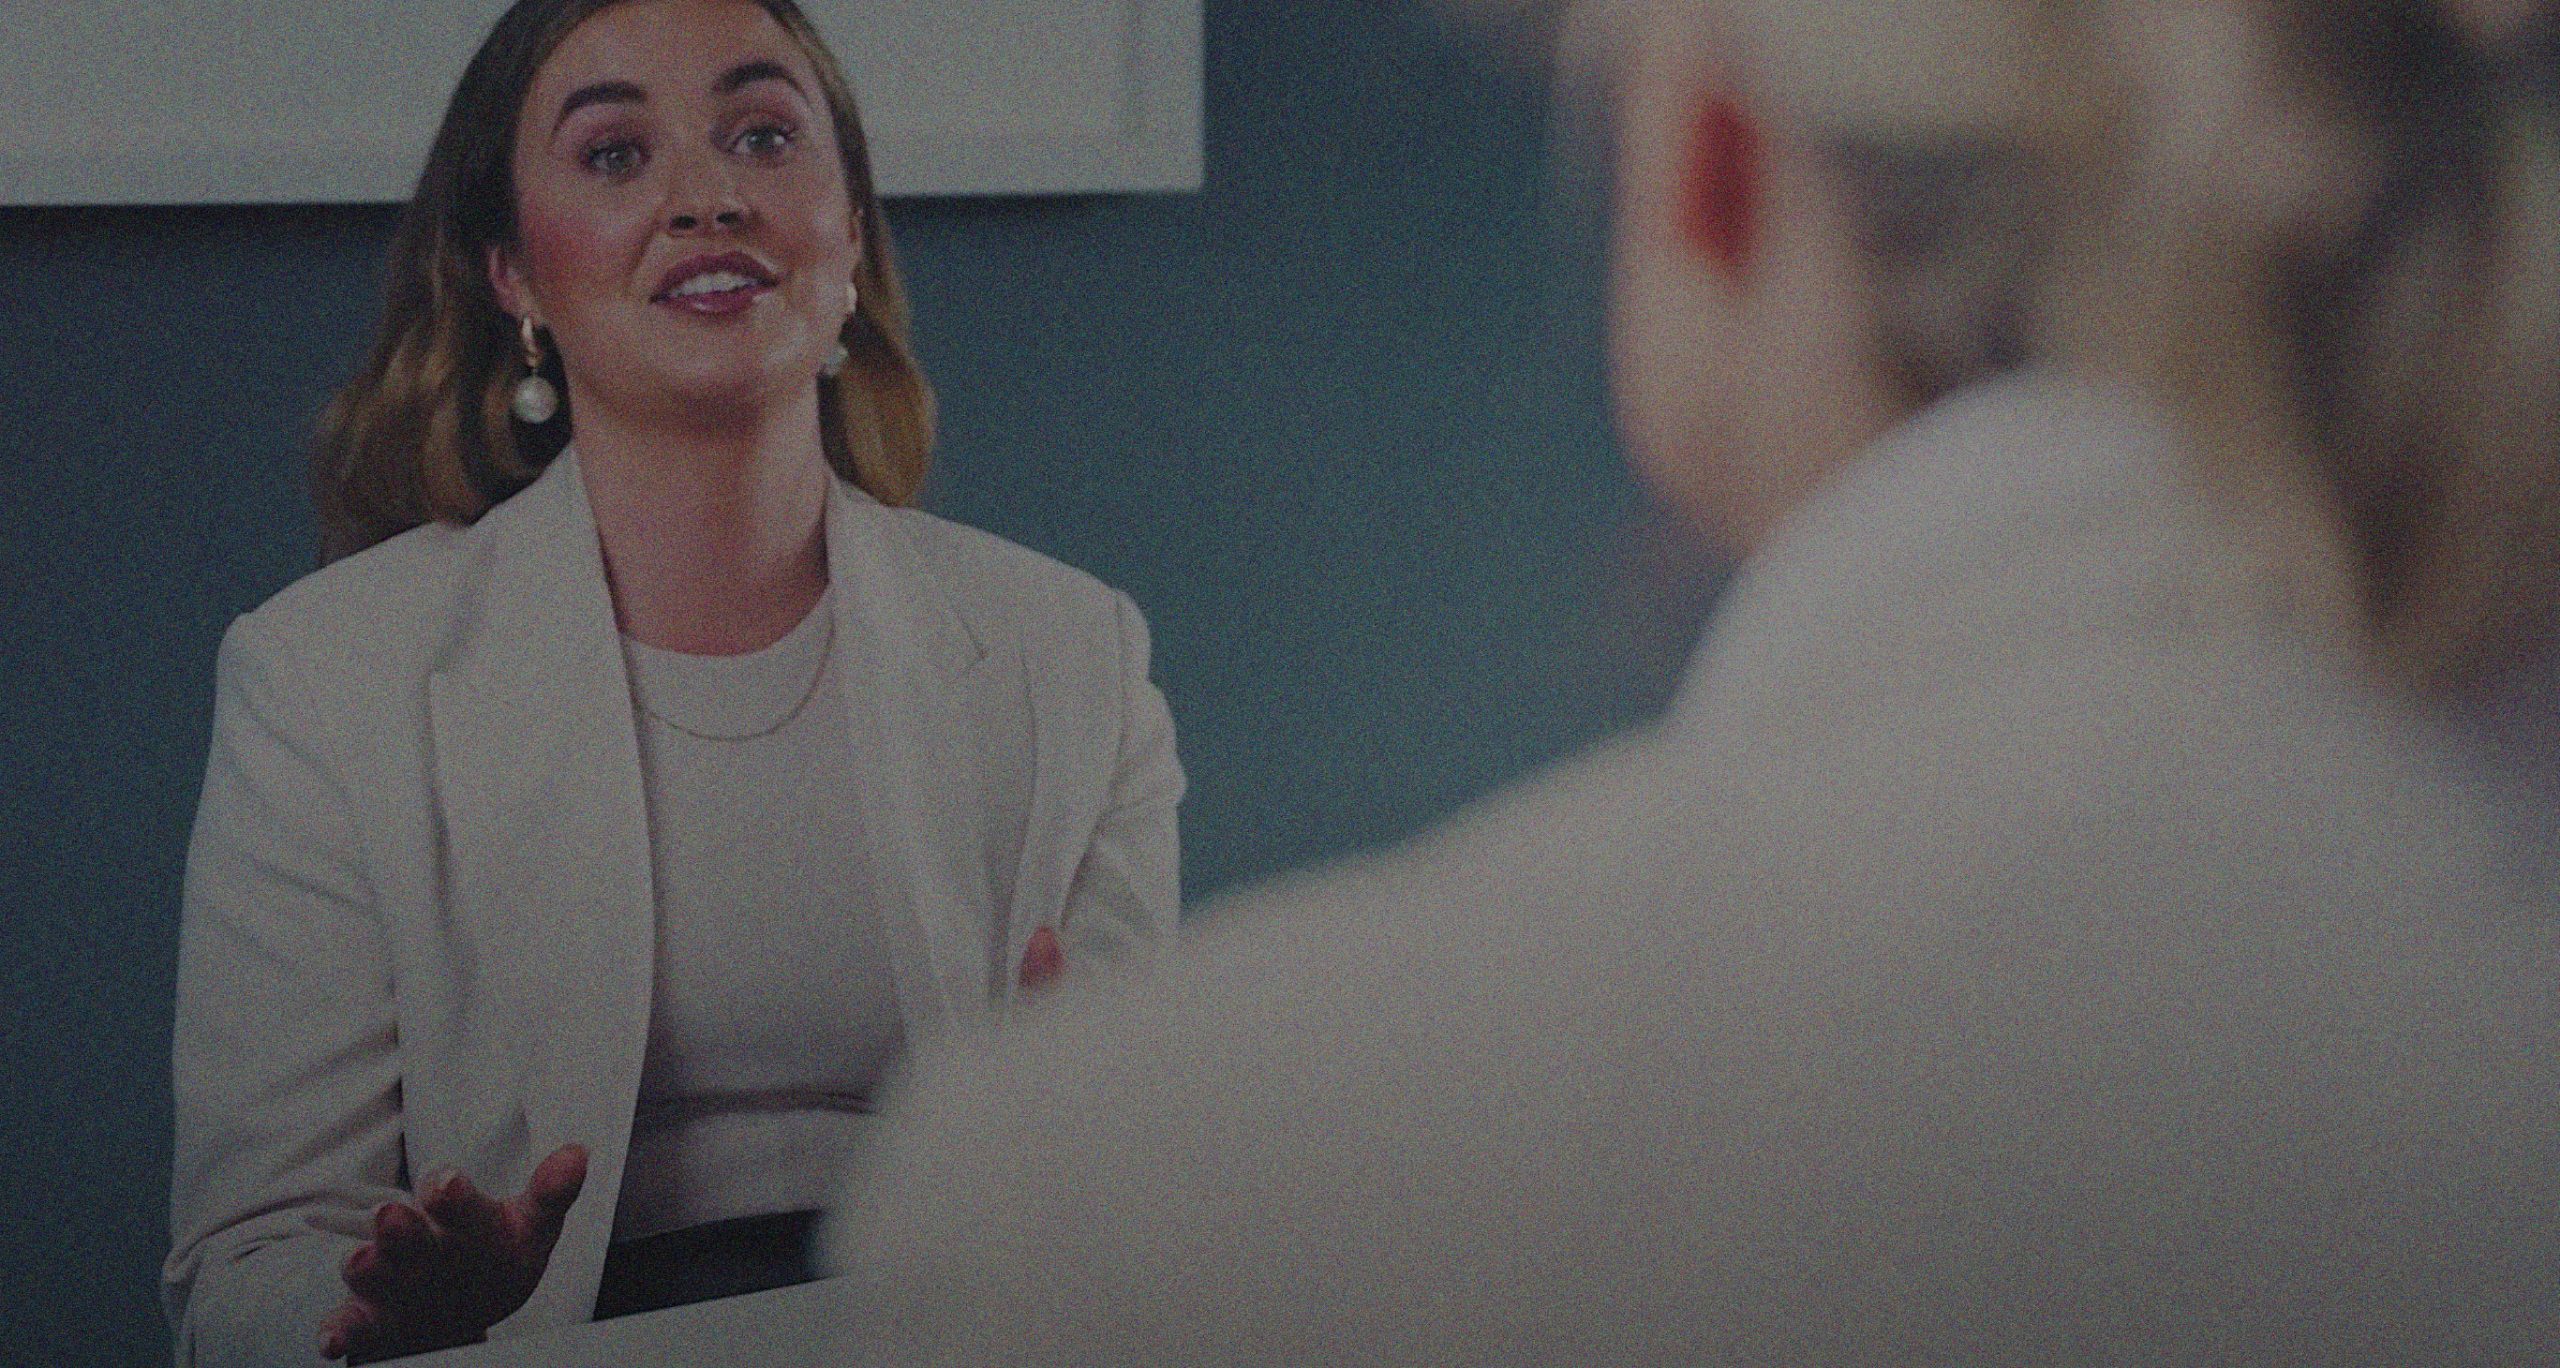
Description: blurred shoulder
xmin=826 ymin=655 xmax=2560 ymax=1363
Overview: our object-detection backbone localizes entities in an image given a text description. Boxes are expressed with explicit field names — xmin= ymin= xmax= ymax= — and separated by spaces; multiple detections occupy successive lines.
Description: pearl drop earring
xmin=511 ymin=316 xmax=560 ymax=425
xmin=821 ymin=280 xmax=858 ymax=379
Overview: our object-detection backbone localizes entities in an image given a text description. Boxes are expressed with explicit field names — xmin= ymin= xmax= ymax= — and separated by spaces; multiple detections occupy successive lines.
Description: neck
xmin=570 ymin=394 xmax=832 ymax=656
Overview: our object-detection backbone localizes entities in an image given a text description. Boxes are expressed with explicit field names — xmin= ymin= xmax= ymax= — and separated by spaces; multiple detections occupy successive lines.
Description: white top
xmin=821 ymin=371 xmax=2560 ymax=1364
xmin=613 ymin=592 xmax=904 ymax=1240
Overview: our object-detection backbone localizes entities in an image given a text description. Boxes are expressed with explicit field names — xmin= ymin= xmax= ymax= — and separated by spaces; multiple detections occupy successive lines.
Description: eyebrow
xmin=552 ymin=80 xmax=644 ymax=133
xmin=549 ymin=60 xmax=806 ymax=134
xmin=714 ymin=59 xmax=804 ymax=98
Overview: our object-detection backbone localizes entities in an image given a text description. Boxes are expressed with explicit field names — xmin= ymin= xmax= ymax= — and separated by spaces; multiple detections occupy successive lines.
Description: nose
xmin=664 ymin=155 xmax=749 ymax=234
xmin=668 ymin=201 xmax=746 ymax=233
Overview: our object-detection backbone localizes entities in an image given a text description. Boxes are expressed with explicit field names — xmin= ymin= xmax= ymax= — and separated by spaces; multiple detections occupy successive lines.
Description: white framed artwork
xmin=0 ymin=0 xmax=1202 ymax=205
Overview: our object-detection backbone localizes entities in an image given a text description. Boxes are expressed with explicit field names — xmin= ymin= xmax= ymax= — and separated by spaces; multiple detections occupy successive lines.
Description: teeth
xmin=667 ymin=269 xmax=760 ymax=298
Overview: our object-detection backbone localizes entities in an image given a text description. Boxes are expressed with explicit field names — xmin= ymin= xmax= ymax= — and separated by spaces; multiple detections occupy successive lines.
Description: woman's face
xmin=490 ymin=0 xmax=860 ymax=426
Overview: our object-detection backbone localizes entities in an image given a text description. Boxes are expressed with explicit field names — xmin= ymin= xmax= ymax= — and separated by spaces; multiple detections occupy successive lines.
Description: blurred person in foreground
xmin=822 ymin=0 xmax=2560 ymax=1361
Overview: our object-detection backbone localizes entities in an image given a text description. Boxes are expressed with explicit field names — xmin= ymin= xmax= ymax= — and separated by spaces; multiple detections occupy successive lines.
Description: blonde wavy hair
xmin=2101 ymin=0 xmax=2560 ymax=693
xmin=311 ymin=0 xmax=935 ymax=563
xmin=1561 ymin=0 xmax=2558 ymax=692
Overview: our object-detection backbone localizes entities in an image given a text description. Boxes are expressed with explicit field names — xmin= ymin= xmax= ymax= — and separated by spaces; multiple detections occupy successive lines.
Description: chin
xmin=1612 ymin=384 xmax=1703 ymax=504
xmin=646 ymin=358 xmax=814 ymax=418
xmin=1618 ymin=402 xmax=1756 ymax=553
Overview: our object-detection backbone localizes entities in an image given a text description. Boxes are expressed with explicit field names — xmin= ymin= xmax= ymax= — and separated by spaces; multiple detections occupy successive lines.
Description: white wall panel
xmin=0 ymin=1 xmax=1201 ymax=205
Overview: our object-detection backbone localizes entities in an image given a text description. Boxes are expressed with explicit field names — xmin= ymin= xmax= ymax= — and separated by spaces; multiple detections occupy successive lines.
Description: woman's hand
xmin=318 ymin=1143 xmax=589 ymax=1363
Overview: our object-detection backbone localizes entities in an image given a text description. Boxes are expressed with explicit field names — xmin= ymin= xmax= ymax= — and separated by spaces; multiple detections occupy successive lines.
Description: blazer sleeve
xmin=1053 ymin=591 xmax=1184 ymax=973
xmin=165 ymin=613 xmax=406 ymax=1368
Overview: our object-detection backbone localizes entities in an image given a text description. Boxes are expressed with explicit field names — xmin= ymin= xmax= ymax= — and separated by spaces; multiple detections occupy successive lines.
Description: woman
xmin=162 ymin=1 xmax=1182 ymax=1363
xmin=822 ymin=0 xmax=2559 ymax=1361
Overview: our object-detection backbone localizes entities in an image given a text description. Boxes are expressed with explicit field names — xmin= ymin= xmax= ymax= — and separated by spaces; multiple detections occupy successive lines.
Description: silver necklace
xmin=634 ymin=608 xmax=837 ymax=744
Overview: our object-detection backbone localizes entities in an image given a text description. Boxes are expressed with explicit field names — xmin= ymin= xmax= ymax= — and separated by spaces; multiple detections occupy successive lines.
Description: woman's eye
xmin=582 ymin=140 xmax=645 ymax=178
xmin=734 ymin=123 xmax=796 ymax=159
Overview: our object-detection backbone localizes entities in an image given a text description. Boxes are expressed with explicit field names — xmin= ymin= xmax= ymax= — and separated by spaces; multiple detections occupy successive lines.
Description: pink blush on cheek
xmin=507 ymin=193 xmax=653 ymax=316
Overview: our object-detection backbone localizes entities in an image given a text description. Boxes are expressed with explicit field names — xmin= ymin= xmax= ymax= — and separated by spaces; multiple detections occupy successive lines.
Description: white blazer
xmin=823 ymin=373 xmax=2560 ymax=1364
xmin=163 ymin=452 xmax=1182 ymax=1368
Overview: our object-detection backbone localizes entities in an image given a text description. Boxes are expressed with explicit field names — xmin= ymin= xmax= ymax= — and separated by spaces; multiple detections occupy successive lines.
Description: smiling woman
xmin=161 ymin=3 xmax=1185 ymax=1365
xmin=313 ymin=0 xmax=928 ymax=564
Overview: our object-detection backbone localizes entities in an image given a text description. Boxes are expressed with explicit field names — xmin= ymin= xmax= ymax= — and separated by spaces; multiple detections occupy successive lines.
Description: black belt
xmin=593 ymin=1210 xmax=824 ymax=1321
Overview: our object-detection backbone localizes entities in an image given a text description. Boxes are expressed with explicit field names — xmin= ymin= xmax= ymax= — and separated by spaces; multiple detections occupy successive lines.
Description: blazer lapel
xmin=424 ymin=451 xmax=656 ymax=1334
xmin=999 ymin=617 xmax=1120 ymax=1001
xmin=825 ymin=483 xmax=992 ymax=1039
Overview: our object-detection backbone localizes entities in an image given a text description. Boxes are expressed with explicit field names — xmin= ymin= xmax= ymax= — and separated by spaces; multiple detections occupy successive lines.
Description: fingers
xmin=318 ymin=1295 xmax=381 ymax=1362
xmin=342 ymin=1201 xmax=435 ymax=1303
xmin=420 ymin=1169 xmax=506 ymax=1246
xmin=1020 ymin=926 xmax=1065 ymax=989
xmin=371 ymin=1201 xmax=434 ymax=1260
xmin=319 ymin=1156 xmax=592 ymax=1364
xmin=523 ymin=1143 xmax=589 ymax=1228
xmin=339 ymin=1241 xmax=400 ymax=1303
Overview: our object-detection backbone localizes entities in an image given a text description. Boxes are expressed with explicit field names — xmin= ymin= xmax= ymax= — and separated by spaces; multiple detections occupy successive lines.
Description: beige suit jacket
xmin=165 ymin=452 xmax=1181 ymax=1367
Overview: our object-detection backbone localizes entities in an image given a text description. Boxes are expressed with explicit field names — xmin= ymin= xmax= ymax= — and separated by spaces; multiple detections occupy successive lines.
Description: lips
xmin=652 ymin=252 xmax=778 ymax=314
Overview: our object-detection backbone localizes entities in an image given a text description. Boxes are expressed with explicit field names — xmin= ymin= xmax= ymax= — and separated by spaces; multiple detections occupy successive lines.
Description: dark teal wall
xmin=0 ymin=4 xmax=1715 ymax=1361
